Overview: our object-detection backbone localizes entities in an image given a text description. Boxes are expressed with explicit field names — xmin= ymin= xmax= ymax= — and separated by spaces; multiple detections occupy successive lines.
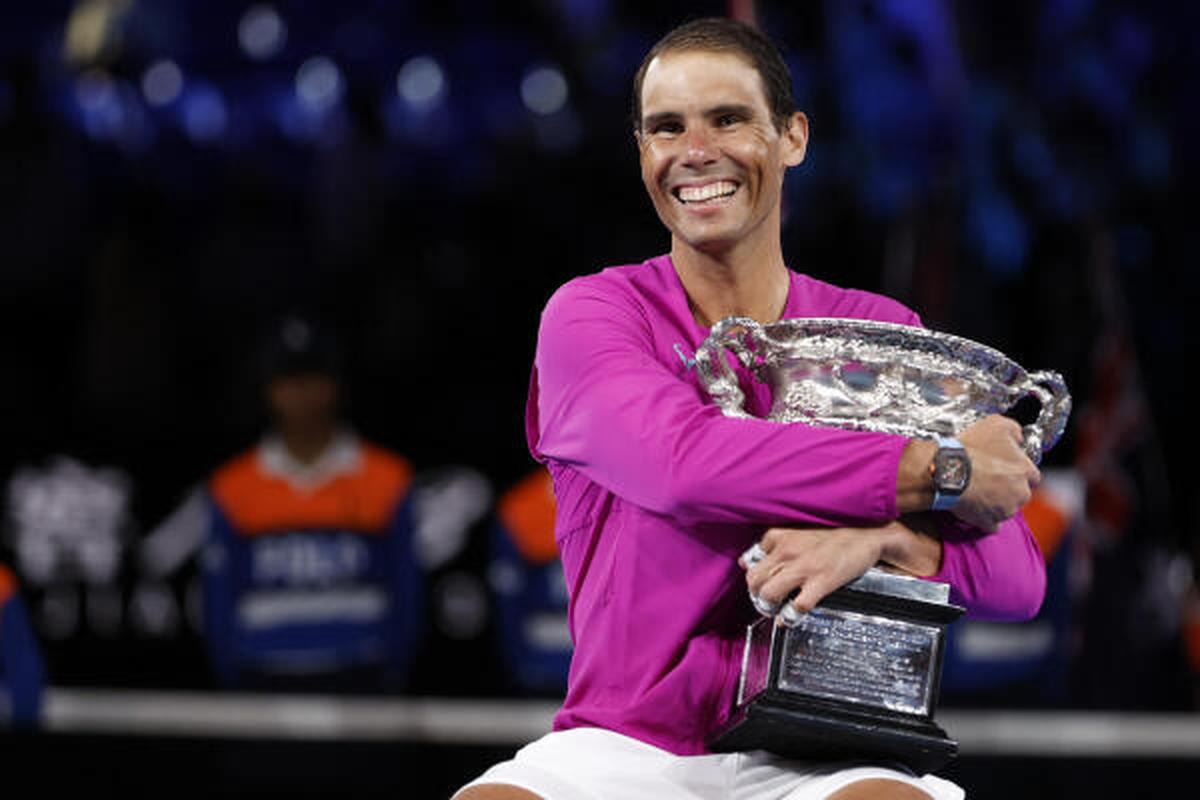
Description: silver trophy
xmin=697 ymin=316 xmax=1071 ymax=771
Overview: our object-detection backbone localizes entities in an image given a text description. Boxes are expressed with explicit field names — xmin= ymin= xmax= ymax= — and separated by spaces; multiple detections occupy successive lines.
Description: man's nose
xmin=682 ymin=126 xmax=717 ymax=165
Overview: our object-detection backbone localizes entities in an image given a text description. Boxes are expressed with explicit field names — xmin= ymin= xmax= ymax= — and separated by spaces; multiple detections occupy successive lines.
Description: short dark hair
xmin=631 ymin=17 xmax=797 ymax=132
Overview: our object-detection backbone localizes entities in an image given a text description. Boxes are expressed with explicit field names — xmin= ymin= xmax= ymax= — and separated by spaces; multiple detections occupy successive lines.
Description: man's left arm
xmin=744 ymin=513 xmax=1046 ymax=622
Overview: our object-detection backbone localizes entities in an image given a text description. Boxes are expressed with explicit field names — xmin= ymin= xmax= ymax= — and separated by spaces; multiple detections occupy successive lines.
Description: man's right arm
xmin=531 ymin=281 xmax=913 ymax=528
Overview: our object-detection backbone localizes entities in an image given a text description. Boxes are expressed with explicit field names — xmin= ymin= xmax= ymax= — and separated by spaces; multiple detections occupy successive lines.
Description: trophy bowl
xmin=698 ymin=316 xmax=1072 ymax=771
xmin=694 ymin=316 xmax=1071 ymax=462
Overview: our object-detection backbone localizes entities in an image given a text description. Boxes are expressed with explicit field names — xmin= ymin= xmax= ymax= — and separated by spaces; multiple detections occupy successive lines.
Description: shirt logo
xmin=674 ymin=343 xmax=697 ymax=371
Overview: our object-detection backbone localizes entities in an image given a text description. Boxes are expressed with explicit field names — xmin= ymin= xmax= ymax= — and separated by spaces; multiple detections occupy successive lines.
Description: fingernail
xmin=750 ymin=593 xmax=779 ymax=617
xmin=780 ymin=604 xmax=802 ymax=628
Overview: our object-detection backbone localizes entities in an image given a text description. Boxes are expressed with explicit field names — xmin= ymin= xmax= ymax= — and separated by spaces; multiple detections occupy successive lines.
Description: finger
xmin=738 ymin=541 xmax=767 ymax=570
xmin=755 ymin=558 xmax=809 ymax=605
xmin=760 ymin=529 xmax=783 ymax=553
xmin=999 ymin=416 xmax=1023 ymax=442
xmin=790 ymin=576 xmax=833 ymax=616
xmin=779 ymin=578 xmax=834 ymax=628
xmin=749 ymin=590 xmax=780 ymax=617
xmin=747 ymin=558 xmax=787 ymax=598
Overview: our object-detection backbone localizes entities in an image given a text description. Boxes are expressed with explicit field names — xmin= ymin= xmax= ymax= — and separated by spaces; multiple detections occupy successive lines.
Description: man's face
xmin=267 ymin=372 xmax=339 ymax=431
xmin=636 ymin=49 xmax=806 ymax=256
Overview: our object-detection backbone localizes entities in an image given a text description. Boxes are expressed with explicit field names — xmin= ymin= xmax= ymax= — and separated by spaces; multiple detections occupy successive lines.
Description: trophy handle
xmin=1016 ymin=370 xmax=1072 ymax=464
xmin=695 ymin=316 xmax=766 ymax=418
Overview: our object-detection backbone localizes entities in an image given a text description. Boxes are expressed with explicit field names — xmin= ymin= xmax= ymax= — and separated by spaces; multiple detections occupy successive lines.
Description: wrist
xmin=878 ymin=518 xmax=943 ymax=577
xmin=896 ymin=439 xmax=937 ymax=513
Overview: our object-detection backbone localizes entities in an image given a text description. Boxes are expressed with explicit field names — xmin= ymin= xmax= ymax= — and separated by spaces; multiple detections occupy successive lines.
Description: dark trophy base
xmin=710 ymin=690 xmax=958 ymax=774
xmin=709 ymin=569 xmax=963 ymax=774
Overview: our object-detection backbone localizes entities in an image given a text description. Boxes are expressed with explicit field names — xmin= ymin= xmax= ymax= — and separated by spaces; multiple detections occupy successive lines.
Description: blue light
xmin=181 ymin=84 xmax=228 ymax=143
xmin=967 ymin=191 xmax=1030 ymax=277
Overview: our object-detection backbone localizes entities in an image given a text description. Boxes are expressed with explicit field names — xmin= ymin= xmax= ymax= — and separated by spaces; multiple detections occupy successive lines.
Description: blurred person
xmin=489 ymin=466 xmax=570 ymax=693
xmin=0 ymin=562 xmax=45 ymax=728
xmin=455 ymin=17 xmax=1045 ymax=800
xmin=197 ymin=315 xmax=422 ymax=690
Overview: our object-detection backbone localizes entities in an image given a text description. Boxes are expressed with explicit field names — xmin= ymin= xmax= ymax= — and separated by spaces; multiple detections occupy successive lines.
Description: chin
xmin=672 ymin=227 xmax=740 ymax=255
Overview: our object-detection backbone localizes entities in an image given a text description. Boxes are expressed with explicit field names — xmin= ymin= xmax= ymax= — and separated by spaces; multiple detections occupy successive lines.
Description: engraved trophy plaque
xmin=697 ymin=316 xmax=1072 ymax=772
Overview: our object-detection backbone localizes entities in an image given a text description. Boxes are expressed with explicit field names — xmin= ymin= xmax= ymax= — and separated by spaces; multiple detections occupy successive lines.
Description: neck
xmin=278 ymin=424 xmax=336 ymax=466
xmin=670 ymin=234 xmax=790 ymax=328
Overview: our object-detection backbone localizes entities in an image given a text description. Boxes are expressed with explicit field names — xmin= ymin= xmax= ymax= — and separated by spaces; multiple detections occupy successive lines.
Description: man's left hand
xmin=739 ymin=520 xmax=942 ymax=624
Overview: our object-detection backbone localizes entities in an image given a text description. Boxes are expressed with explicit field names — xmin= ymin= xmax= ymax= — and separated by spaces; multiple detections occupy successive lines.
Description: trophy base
xmin=709 ymin=691 xmax=958 ymax=774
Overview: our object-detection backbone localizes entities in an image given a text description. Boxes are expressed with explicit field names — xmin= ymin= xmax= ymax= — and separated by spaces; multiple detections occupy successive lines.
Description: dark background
xmin=1 ymin=0 xmax=1198 ymax=796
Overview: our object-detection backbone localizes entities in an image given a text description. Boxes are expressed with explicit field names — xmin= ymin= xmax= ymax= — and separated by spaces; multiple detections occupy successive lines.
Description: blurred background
xmin=1 ymin=0 xmax=1197 ymax=797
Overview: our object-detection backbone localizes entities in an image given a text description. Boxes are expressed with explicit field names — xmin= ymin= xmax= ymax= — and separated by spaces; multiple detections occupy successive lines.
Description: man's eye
xmin=716 ymin=114 xmax=742 ymax=127
xmin=653 ymin=122 xmax=682 ymax=135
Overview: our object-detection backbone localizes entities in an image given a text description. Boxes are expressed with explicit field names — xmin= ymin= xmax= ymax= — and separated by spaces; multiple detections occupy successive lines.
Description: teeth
xmin=678 ymin=181 xmax=737 ymax=203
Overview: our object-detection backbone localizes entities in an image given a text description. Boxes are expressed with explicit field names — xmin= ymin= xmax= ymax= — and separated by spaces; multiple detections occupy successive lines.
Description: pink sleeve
xmin=530 ymin=280 xmax=909 ymax=527
xmin=931 ymin=513 xmax=1047 ymax=621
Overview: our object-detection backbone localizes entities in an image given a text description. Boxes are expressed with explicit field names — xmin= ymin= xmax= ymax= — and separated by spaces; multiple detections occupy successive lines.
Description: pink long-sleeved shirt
xmin=526 ymin=254 xmax=1046 ymax=755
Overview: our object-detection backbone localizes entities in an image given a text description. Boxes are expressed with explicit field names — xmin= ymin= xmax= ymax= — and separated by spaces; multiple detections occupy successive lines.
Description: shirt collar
xmin=257 ymin=428 xmax=362 ymax=491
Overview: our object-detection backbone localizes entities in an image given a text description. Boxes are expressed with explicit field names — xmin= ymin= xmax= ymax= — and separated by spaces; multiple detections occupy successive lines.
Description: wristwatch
xmin=930 ymin=436 xmax=971 ymax=511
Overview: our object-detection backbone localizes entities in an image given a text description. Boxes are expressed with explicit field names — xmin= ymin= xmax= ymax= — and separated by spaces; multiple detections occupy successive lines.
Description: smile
xmin=673 ymin=180 xmax=739 ymax=204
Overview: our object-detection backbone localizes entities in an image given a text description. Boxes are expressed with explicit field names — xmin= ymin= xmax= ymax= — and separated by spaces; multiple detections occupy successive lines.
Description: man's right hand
xmin=952 ymin=415 xmax=1041 ymax=531
xmin=896 ymin=415 xmax=1040 ymax=530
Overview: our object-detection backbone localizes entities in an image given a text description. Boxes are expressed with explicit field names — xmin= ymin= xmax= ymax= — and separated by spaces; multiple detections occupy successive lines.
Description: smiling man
xmin=453 ymin=18 xmax=1044 ymax=800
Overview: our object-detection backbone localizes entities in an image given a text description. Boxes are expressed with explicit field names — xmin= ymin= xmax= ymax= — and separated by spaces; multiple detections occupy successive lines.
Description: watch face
xmin=935 ymin=452 xmax=971 ymax=493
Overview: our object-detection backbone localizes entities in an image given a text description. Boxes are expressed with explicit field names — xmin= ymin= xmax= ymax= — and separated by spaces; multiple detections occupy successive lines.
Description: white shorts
xmin=452 ymin=727 xmax=964 ymax=800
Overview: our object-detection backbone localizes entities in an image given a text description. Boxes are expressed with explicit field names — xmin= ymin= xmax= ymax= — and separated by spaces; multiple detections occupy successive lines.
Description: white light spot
xmin=141 ymin=59 xmax=183 ymax=107
xmin=295 ymin=56 xmax=343 ymax=114
xmin=396 ymin=55 xmax=446 ymax=110
xmin=520 ymin=66 xmax=568 ymax=115
xmin=239 ymin=4 xmax=287 ymax=61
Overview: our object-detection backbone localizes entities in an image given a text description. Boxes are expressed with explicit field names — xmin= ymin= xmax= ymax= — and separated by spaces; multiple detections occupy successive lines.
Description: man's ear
xmin=781 ymin=111 xmax=809 ymax=167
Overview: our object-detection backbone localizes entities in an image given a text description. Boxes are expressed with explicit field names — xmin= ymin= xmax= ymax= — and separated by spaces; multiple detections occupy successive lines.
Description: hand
xmin=740 ymin=526 xmax=886 ymax=621
xmin=953 ymin=415 xmax=1041 ymax=532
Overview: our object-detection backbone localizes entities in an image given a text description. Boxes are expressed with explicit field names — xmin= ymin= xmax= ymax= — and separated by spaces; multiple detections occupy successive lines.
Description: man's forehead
xmin=640 ymin=49 xmax=768 ymax=111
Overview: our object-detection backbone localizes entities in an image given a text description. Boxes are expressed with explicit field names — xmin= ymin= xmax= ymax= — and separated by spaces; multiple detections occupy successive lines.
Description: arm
xmin=531 ymin=281 xmax=909 ymax=527
xmin=906 ymin=416 xmax=1048 ymax=619
xmin=929 ymin=513 xmax=1046 ymax=620
xmin=743 ymin=513 xmax=1046 ymax=622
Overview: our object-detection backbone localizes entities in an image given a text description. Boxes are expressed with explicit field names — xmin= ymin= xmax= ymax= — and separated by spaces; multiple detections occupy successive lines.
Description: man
xmin=199 ymin=316 xmax=422 ymax=690
xmin=455 ymin=18 xmax=1043 ymax=800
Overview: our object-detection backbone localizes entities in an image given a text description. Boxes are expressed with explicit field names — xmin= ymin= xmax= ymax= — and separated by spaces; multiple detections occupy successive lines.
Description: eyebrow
xmin=641 ymin=111 xmax=681 ymax=131
xmin=641 ymin=103 xmax=760 ymax=130
xmin=706 ymin=103 xmax=757 ymax=120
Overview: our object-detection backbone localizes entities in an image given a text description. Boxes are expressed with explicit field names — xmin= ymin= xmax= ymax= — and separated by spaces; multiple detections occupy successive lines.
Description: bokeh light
xmin=520 ymin=66 xmax=569 ymax=115
xmin=397 ymin=55 xmax=447 ymax=111
xmin=238 ymin=4 xmax=287 ymax=61
xmin=295 ymin=56 xmax=343 ymax=115
xmin=141 ymin=59 xmax=183 ymax=107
